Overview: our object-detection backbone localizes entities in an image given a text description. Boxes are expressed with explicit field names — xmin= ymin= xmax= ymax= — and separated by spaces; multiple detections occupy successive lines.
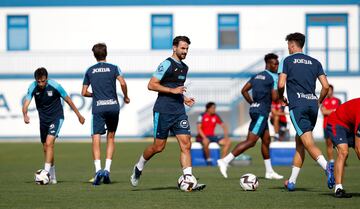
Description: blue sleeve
xmin=278 ymin=57 xmax=287 ymax=74
xmin=25 ymin=81 xmax=37 ymax=101
xmin=83 ymin=71 xmax=90 ymax=85
xmin=48 ymin=80 xmax=68 ymax=99
xmin=248 ymin=75 xmax=255 ymax=86
xmin=153 ymin=60 xmax=171 ymax=80
xmin=115 ymin=65 xmax=123 ymax=77
xmin=272 ymin=73 xmax=279 ymax=90
xmin=317 ymin=61 xmax=325 ymax=77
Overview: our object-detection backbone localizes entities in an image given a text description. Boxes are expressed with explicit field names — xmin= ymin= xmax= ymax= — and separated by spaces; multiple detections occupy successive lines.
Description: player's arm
xmin=220 ymin=123 xmax=229 ymax=139
xmin=148 ymin=76 xmax=185 ymax=94
xmin=117 ymin=76 xmax=130 ymax=104
xmin=22 ymin=82 xmax=36 ymax=124
xmin=241 ymin=82 xmax=254 ymax=105
xmin=81 ymin=85 xmax=93 ymax=97
xmin=197 ymin=123 xmax=209 ymax=141
xmin=278 ymin=73 xmax=288 ymax=105
xmin=317 ymin=75 xmax=329 ymax=105
xmin=320 ymin=105 xmax=333 ymax=116
xmin=63 ymin=96 xmax=85 ymax=124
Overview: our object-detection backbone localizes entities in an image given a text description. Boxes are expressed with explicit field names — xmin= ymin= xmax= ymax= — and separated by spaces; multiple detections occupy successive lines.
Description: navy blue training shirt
xmin=278 ymin=53 xmax=325 ymax=109
xmin=25 ymin=79 xmax=68 ymax=123
xmin=153 ymin=57 xmax=188 ymax=114
xmin=83 ymin=62 xmax=122 ymax=113
xmin=248 ymin=70 xmax=278 ymax=116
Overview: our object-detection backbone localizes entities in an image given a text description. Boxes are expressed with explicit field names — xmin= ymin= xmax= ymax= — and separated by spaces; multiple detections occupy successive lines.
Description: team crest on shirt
xmin=180 ymin=120 xmax=189 ymax=128
xmin=47 ymin=91 xmax=53 ymax=97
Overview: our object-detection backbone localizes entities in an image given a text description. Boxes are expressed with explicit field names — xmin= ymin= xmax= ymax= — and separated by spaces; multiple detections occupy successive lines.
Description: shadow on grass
xmin=269 ymin=186 xmax=316 ymax=192
xmin=320 ymin=192 xmax=360 ymax=197
xmin=131 ymin=186 xmax=179 ymax=191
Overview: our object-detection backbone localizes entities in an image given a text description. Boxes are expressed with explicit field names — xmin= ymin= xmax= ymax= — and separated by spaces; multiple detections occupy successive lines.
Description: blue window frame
xmin=218 ymin=14 xmax=239 ymax=49
xmin=305 ymin=14 xmax=348 ymax=72
xmin=151 ymin=14 xmax=173 ymax=50
xmin=7 ymin=15 xmax=29 ymax=51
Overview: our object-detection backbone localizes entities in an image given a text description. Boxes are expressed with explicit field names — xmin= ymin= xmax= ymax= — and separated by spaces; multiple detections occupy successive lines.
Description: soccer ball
xmin=34 ymin=169 xmax=50 ymax=185
xmin=239 ymin=173 xmax=259 ymax=191
xmin=177 ymin=174 xmax=197 ymax=192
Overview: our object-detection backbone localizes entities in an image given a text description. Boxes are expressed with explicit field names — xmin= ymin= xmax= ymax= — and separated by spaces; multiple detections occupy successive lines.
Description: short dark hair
xmin=285 ymin=32 xmax=305 ymax=48
xmin=173 ymin=36 xmax=191 ymax=46
xmin=92 ymin=43 xmax=107 ymax=61
xmin=329 ymin=84 xmax=334 ymax=90
xmin=34 ymin=67 xmax=48 ymax=80
xmin=264 ymin=53 xmax=278 ymax=64
xmin=206 ymin=102 xmax=216 ymax=110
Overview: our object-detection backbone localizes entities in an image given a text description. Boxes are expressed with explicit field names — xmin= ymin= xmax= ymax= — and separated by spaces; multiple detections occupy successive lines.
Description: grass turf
xmin=0 ymin=141 xmax=359 ymax=209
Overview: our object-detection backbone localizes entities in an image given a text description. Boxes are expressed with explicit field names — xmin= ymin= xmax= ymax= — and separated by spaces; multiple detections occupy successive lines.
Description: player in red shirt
xmin=326 ymin=98 xmax=360 ymax=198
xmin=321 ymin=85 xmax=341 ymax=162
xmin=270 ymin=99 xmax=288 ymax=141
xmin=196 ymin=102 xmax=231 ymax=164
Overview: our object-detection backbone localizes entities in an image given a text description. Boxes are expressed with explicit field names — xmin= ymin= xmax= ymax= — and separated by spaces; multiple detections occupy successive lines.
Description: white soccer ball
xmin=239 ymin=173 xmax=259 ymax=191
xmin=34 ymin=169 xmax=50 ymax=185
xmin=177 ymin=174 xmax=197 ymax=192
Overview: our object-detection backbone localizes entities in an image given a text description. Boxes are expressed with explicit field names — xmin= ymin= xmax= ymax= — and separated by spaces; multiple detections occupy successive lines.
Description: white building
xmin=0 ymin=0 xmax=359 ymax=139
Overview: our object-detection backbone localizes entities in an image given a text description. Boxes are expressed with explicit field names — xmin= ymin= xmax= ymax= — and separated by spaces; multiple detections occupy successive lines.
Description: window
xmin=306 ymin=14 xmax=348 ymax=72
xmin=218 ymin=14 xmax=239 ymax=49
xmin=7 ymin=15 xmax=29 ymax=51
xmin=151 ymin=14 xmax=173 ymax=50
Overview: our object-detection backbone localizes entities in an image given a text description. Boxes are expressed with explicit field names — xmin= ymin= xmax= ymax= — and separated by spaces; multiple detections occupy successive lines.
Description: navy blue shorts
xmin=248 ymin=113 xmax=268 ymax=137
xmin=289 ymin=106 xmax=318 ymax=136
xmin=92 ymin=111 xmax=119 ymax=135
xmin=40 ymin=118 xmax=64 ymax=143
xmin=153 ymin=112 xmax=191 ymax=140
xmin=327 ymin=123 xmax=354 ymax=148
xmin=196 ymin=135 xmax=223 ymax=143
xmin=323 ymin=128 xmax=330 ymax=139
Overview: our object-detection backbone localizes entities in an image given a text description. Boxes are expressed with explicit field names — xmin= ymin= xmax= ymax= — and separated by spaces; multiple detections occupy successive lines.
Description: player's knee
xmin=248 ymin=140 xmax=257 ymax=148
xmin=153 ymin=144 xmax=166 ymax=153
xmin=354 ymin=147 xmax=360 ymax=159
xmin=338 ymin=148 xmax=349 ymax=159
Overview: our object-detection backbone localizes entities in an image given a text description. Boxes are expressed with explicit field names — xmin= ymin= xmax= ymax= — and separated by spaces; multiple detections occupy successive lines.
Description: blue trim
xmin=0 ymin=0 xmax=358 ymax=7
xmin=265 ymin=70 xmax=278 ymax=90
xmin=7 ymin=15 xmax=29 ymax=51
xmin=151 ymin=14 xmax=173 ymax=50
xmin=153 ymin=60 xmax=171 ymax=80
xmin=218 ymin=14 xmax=240 ymax=49
xmin=305 ymin=13 xmax=349 ymax=72
xmin=25 ymin=81 xmax=36 ymax=101
xmin=48 ymin=79 xmax=68 ymax=98
xmin=91 ymin=114 xmax=94 ymax=135
xmin=251 ymin=115 xmax=264 ymax=135
xmin=153 ymin=112 xmax=160 ymax=138
xmin=55 ymin=119 xmax=64 ymax=136
xmin=289 ymin=110 xmax=303 ymax=136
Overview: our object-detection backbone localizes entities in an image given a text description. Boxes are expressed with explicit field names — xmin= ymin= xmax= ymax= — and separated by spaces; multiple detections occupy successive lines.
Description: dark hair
xmin=329 ymin=84 xmax=334 ymax=90
xmin=92 ymin=43 xmax=107 ymax=61
xmin=173 ymin=36 xmax=191 ymax=46
xmin=206 ymin=102 xmax=216 ymax=110
xmin=34 ymin=67 xmax=48 ymax=80
xmin=264 ymin=53 xmax=278 ymax=64
xmin=285 ymin=32 xmax=305 ymax=48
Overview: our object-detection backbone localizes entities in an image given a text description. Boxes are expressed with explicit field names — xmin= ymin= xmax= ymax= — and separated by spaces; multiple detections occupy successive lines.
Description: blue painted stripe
xmin=25 ymin=81 xmax=36 ymax=101
xmin=47 ymin=79 xmax=68 ymax=98
xmin=55 ymin=118 xmax=64 ymax=136
xmin=251 ymin=115 xmax=264 ymax=135
xmin=290 ymin=110 xmax=303 ymax=136
xmin=0 ymin=0 xmax=358 ymax=7
xmin=153 ymin=112 xmax=160 ymax=138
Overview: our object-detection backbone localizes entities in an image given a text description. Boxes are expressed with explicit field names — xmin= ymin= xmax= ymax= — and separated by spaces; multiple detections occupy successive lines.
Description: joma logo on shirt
xmin=96 ymin=99 xmax=117 ymax=106
xmin=255 ymin=75 xmax=266 ymax=80
xmin=92 ymin=68 xmax=110 ymax=74
xmin=293 ymin=59 xmax=312 ymax=65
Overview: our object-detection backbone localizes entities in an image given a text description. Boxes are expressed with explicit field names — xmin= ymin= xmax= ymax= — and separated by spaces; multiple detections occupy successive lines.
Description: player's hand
xmin=78 ymin=115 xmax=85 ymax=125
xmin=24 ymin=115 xmax=30 ymax=124
xmin=280 ymin=97 xmax=288 ymax=106
xmin=184 ymin=97 xmax=195 ymax=107
xmin=170 ymin=86 xmax=186 ymax=94
xmin=123 ymin=96 xmax=130 ymax=104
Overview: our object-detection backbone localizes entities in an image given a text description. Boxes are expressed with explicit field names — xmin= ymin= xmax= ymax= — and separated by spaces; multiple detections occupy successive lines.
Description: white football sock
xmin=136 ymin=155 xmax=147 ymax=171
xmin=289 ymin=166 xmax=301 ymax=183
xmin=316 ymin=155 xmax=327 ymax=170
xmin=264 ymin=159 xmax=274 ymax=173
xmin=223 ymin=153 xmax=235 ymax=164
xmin=50 ymin=165 xmax=56 ymax=179
xmin=335 ymin=184 xmax=343 ymax=193
xmin=183 ymin=167 xmax=192 ymax=175
xmin=44 ymin=163 xmax=51 ymax=172
xmin=104 ymin=159 xmax=112 ymax=172
xmin=94 ymin=160 xmax=101 ymax=173
xmin=329 ymin=159 xmax=335 ymax=163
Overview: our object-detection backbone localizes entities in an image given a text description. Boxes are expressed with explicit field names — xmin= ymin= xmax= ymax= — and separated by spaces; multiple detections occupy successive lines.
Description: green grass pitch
xmin=0 ymin=141 xmax=359 ymax=209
